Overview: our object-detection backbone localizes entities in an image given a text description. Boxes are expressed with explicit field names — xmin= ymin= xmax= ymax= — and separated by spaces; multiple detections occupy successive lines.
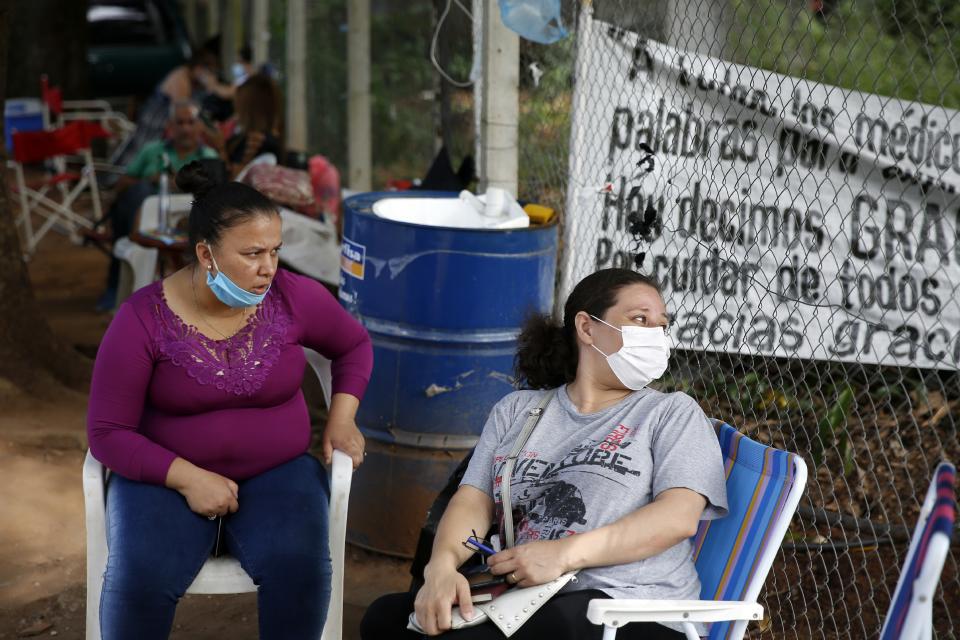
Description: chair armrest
xmin=586 ymin=598 xmax=763 ymax=626
xmin=83 ymin=450 xmax=109 ymax=640
xmin=321 ymin=449 xmax=353 ymax=640
xmin=82 ymin=450 xmax=106 ymax=510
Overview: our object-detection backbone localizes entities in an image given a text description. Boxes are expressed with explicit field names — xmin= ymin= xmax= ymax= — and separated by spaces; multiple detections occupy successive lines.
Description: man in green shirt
xmin=116 ymin=100 xmax=220 ymax=189
xmin=100 ymin=100 xmax=220 ymax=310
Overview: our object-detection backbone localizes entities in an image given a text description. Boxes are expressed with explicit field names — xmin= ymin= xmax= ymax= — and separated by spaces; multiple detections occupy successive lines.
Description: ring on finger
xmin=508 ymin=572 xmax=519 ymax=584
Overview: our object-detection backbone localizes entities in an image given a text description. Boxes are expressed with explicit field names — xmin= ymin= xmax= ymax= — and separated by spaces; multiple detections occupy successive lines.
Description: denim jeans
xmin=100 ymin=453 xmax=332 ymax=640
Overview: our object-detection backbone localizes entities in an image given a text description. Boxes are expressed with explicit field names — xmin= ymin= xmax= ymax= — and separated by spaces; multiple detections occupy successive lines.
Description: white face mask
xmin=590 ymin=315 xmax=671 ymax=390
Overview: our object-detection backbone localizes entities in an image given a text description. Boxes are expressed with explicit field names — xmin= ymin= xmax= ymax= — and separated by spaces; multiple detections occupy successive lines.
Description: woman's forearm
xmin=164 ymin=456 xmax=200 ymax=491
xmin=327 ymin=392 xmax=360 ymax=423
xmin=561 ymin=488 xmax=705 ymax=572
xmin=426 ymin=486 xmax=495 ymax=576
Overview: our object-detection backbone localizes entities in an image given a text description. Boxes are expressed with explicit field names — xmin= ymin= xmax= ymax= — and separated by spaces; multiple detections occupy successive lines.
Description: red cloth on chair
xmin=41 ymin=77 xmax=63 ymax=117
xmin=12 ymin=121 xmax=110 ymax=164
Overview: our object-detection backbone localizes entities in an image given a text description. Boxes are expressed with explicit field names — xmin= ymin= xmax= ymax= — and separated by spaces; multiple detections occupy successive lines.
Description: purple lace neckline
xmin=152 ymin=282 xmax=292 ymax=396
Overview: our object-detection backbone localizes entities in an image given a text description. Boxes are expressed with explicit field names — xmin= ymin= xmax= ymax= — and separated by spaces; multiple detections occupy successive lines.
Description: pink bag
xmin=243 ymin=164 xmax=316 ymax=211
xmin=308 ymin=154 xmax=341 ymax=222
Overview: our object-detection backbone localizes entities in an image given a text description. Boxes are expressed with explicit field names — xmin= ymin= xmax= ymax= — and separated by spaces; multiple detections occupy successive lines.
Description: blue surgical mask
xmin=232 ymin=63 xmax=248 ymax=84
xmin=205 ymin=250 xmax=269 ymax=308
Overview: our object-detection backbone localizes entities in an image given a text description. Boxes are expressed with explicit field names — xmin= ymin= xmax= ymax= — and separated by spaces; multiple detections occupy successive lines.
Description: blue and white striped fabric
xmin=692 ymin=421 xmax=804 ymax=640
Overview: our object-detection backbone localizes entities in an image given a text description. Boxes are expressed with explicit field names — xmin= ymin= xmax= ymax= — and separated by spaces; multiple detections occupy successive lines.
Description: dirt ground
xmin=0 ymin=233 xmax=412 ymax=639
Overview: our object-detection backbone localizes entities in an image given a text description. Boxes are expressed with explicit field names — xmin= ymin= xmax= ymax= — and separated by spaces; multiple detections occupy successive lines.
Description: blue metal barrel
xmin=340 ymin=191 xmax=558 ymax=556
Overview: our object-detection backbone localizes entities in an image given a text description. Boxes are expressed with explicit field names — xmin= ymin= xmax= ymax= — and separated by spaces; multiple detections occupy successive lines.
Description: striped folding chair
xmin=879 ymin=461 xmax=956 ymax=640
xmin=588 ymin=420 xmax=808 ymax=640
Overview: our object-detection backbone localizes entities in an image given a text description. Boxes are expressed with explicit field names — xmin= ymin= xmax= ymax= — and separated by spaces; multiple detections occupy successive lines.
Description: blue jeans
xmin=100 ymin=454 xmax=332 ymax=640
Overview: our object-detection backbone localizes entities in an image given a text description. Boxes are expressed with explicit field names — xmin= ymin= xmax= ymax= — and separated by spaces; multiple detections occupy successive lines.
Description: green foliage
xmin=271 ymin=1 xmax=438 ymax=183
xmin=814 ymin=384 xmax=855 ymax=472
xmin=730 ymin=0 xmax=960 ymax=109
xmin=518 ymin=36 xmax=575 ymax=207
xmin=369 ymin=3 xmax=437 ymax=183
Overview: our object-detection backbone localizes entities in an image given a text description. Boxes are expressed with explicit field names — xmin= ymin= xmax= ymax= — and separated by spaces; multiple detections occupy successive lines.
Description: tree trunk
xmin=0 ymin=0 xmax=91 ymax=393
xmin=5 ymin=0 xmax=87 ymax=98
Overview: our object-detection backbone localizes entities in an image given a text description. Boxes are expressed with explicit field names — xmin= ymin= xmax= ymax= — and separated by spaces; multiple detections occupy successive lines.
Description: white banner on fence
xmin=563 ymin=16 xmax=960 ymax=370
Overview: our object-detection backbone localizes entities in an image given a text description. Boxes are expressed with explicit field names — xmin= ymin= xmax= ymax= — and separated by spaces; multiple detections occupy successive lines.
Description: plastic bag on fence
xmin=242 ymin=163 xmax=316 ymax=215
xmin=498 ymin=0 xmax=568 ymax=45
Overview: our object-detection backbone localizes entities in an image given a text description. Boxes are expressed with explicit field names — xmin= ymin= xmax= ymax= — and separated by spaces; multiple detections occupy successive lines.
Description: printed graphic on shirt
xmin=494 ymin=424 xmax=643 ymax=541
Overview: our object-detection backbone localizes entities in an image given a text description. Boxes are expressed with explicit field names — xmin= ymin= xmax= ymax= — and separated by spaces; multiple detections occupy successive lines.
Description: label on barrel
xmin=341 ymin=237 xmax=366 ymax=280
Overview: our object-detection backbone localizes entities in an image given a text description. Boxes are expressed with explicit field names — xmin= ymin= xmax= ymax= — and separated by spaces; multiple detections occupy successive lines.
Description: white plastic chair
xmin=84 ymin=349 xmax=349 ymax=640
xmin=113 ymin=193 xmax=193 ymax=306
xmin=234 ymin=152 xmax=278 ymax=182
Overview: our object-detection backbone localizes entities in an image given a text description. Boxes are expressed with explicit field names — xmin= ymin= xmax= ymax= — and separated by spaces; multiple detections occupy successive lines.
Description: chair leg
xmin=682 ymin=621 xmax=700 ymax=640
xmin=602 ymin=624 xmax=618 ymax=640
xmin=85 ymin=149 xmax=105 ymax=226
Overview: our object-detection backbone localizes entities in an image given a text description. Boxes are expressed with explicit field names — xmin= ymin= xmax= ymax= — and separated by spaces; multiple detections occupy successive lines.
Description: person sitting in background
xmin=205 ymin=72 xmax=283 ymax=178
xmin=97 ymin=100 xmax=220 ymax=311
xmin=110 ymin=37 xmax=222 ymax=168
xmin=193 ymin=44 xmax=256 ymax=102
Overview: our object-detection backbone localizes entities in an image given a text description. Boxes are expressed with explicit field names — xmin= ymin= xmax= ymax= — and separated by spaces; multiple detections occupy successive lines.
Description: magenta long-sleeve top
xmin=87 ymin=268 xmax=373 ymax=485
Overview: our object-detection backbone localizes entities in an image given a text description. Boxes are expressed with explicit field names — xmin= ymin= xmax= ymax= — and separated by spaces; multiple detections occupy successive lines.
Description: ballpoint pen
xmin=465 ymin=535 xmax=497 ymax=556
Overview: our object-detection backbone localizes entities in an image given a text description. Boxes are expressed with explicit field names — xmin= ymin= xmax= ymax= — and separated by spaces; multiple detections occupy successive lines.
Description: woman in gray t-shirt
xmin=361 ymin=268 xmax=729 ymax=640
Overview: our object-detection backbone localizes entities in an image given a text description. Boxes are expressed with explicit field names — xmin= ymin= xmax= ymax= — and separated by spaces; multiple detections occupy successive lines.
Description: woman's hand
xmin=413 ymin=562 xmax=476 ymax=636
xmin=322 ymin=417 xmax=365 ymax=469
xmin=486 ymin=539 xmax=573 ymax=587
xmin=165 ymin=457 xmax=239 ymax=518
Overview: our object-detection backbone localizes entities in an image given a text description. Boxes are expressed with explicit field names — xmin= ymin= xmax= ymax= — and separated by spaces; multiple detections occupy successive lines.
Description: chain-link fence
xmin=264 ymin=0 xmax=443 ymax=182
xmin=261 ymin=1 xmax=957 ymax=636
xmin=513 ymin=0 xmax=959 ymax=638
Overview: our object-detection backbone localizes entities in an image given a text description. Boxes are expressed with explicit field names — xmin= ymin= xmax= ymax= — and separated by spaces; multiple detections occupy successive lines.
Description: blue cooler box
xmin=5 ymin=98 xmax=44 ymax=151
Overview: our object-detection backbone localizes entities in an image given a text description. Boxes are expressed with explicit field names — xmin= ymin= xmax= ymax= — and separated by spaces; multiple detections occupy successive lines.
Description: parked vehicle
xmin=87 ymin=0 xmax=192 ymax=97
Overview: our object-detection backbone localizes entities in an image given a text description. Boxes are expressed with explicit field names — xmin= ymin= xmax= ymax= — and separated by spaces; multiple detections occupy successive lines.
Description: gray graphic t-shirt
xmin=460 ymin=385 xmax=728 ymax=624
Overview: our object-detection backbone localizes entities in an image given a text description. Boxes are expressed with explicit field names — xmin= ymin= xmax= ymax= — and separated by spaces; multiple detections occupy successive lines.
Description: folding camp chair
xmin=84 ymin=350 xmax=349 ymax=640
xmin=879 ymin=461 xmax=956 ymax=640
xmin=40 ymin=75 xmax=134 ymax=165
xmin=8 ymin=120 xmax=109 ymax=256
xmin=587 ymin=420 xmax=808 ymax=640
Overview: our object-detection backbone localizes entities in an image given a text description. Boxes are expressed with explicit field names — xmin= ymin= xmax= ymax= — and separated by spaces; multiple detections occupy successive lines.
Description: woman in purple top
xmin=87 ymin=162 xmax=373 ymax=639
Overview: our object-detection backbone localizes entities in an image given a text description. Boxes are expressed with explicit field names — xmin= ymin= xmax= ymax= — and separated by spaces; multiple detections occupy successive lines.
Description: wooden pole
xmin=251 ymin=0 xmax=270 ymax=66
xmin=286 ymin=0 xmax=308 ymax=151
xmin=207 ymin=0 xmax=220 ymax=38
xmin=184 ymin=0 xmax=197 ymax=42
xmin=478 ymin=0 xmax=518 ymax=195
xmin=347 ymin=0 xmax=372 ymax=191
xmin=221 ymin=0 xmax=243 ymax=71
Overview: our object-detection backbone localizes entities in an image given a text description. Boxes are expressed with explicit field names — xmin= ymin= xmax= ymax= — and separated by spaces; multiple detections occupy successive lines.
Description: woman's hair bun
xmin=175 ymin=161 xmax=217 ymax=200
